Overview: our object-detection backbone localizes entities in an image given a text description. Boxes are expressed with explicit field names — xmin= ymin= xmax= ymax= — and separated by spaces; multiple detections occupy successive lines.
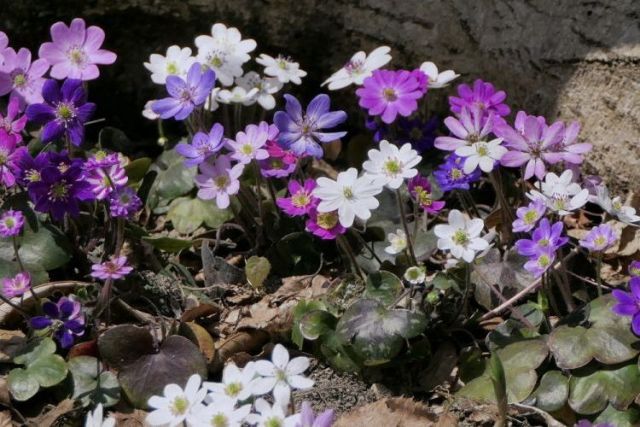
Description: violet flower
xmin=30 ymin=296 xmax=85 ymax=348
xmin=629 ymin=261 xmax=640 ymax=277
xmin=38 ymin=18 xmax=117 ymax=80
xmin=512 ymin=198 xmax=547 ymax=233
xmin=195 ymin=155 xmax=244 ymax=209
xmin=0 ymin=47 xmax=49 ymax=106
xmin=0 ymin=209 xmax=25 ymax=238
xmin=557 ymin=121 xmax=592 ymax=165
xmin=274 ymin=93 xmax=347 ymax=158
xmin=26 ymin=78 xmax=96 ymax=146
xmin=84 ymin=161 xmax=128 ymax=200
xmin=259 ymin=139 xmax=298 ymax=178
xmin=305 ymin=206 xmax=347 ymax=240
xmin=277 ymin=179 xmax=316 ymax=217
xmin=176 ymin=123 xmax=225 ymax=167
xmin=433 ymin=153 xmax=481 ymax=192
xmin=515 ymin=218 xmax=568 ymax=257
xmin=0 ymin=130 xmax=27 ymax=187
xmin=579 ymin=224 xmax=617 ymax=252
xmin=367 ymin=116 xmax=439 ymax=153
xmin=2 ymin=272 xmax=30 ymax=298
xmin=356 ymin=69 xmax=424 ymax=124
xmin=296 ymin=401 xmax=334 ymax=427
xmin=108 ymin=186 xmax=142 ymax=218
xmin=524 ymin=250 xmax=556 ymax=278
xmin=227 ymin=121 xmax=271 ymax=165
xmin=612 ymin=277 xmax=640 ymax=335
xmin=91 ymin=256 xmax=133 ymax=280
xmin=152 ymin=62 xmax=215 ymax=120
xmin=0 ymin=96 xmax=28 ymax=142
xmin=448 ymin=79 xmax=510 ymax=118
xmin=408 ymin=175 xmax=445 ymax=214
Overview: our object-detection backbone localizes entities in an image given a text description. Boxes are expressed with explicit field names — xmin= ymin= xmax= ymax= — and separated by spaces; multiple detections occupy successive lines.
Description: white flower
xmin=256 ymin=54 xmax=307 ymax=85
xmin=144 ymin=45 xmax=196 ymax=84
xmin=216 ymin=86 xmax=259 ymax=105
xmin=322 ymin=46 xmax=391 ymax=90
xmin=236 ymin=71 xmax=283 ymax=110
xmin=434 ymin=209 xmax=489 ymax=263
xmin=196 ymin=23 xmax=257 ymax=86
xmin=245 ymin=398 xmax=300 ymax=427
xmin=385 ymin=229 xmax=407 ymax=255
xmin=203 ymin=362 xmax=257 ymax=404
xmin=146 ymin=374 xmax=206 ymax=427
xmin=455 ymin=138 xmax=507 ymax=173
xmin=362 ymin=140 xmax=421 ymax=189
xmin=418 ymin=61 xmax=459 ymax=89
xmin=527 ymin=170 xmax=589 ymax=215
xmin=313 ymin=168 xmax=383 ymax=228
xmin=251 ymin=344 xmax=314 ymax=402
xmin=191 ymin=397 xmax=251 ymax=427
xmin=143 ymin=100 xmax=160 ymax=120
xmin=593 ymin=185 xmax=640 ymax=224
xmin=84 ymin=404 xmax=115 ymax=427
xmin=404 ymin=266 xmax=426 ymax=284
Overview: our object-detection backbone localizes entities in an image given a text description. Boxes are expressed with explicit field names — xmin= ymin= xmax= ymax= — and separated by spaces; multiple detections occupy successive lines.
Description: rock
xmin=2 ymin=0 xmax=639 ymax=191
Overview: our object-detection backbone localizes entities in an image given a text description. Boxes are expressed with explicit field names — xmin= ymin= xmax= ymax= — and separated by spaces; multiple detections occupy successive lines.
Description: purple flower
xmin=259 ymin=139 xmax=298 ymax=178
xmin=408 ymin=175 xmax=445 ymax=214
xmin=152 ymin=62 xmax=215 ymax=120
xmin=2 ymin=272 xmax=31 ymax=298
xmin=494 ymin=111 xmax=564 ymax=180
xmin=434 ymin=106 xmax=494 ymax=152
xmin=575 ymin=420 xmax=614 ymax=427
xmin=524 ymin=250 xmax=556 ymax=278
xmin=579 ymin=224 xmax=617 ymax=252
xmin=277 ymin=179 xmax=316 ymax=217
xmin=84 ymin=161 xmax=128 ymax=200
xmin=556 ymin=121 xmax=592 ymax=165
xmin=84 ymin=150 xmax=120 ymax=169
xmin=612 ymin=277 xmax=640 ymax=335
xmin=0 ymin=131 xmax=27 ymax=187
xmin=14 ymin=149 xmax=59 ymax=188
xmin=305 ymin=206 xmax=346 ymax=240
xmin=274 ymin=94 xmax=347 ymax=158
xmin=0 ymin=96 xmax=28 ymax=143
xmin=0 ymin=209 xmax=25 ymax=237
xmin=91 ymin=256 xmax=133 ymax=280
xmin=433 ymin=153 xmax=481 ymax=192
xmin=108 ymin=186 xmax=142 ymax=218
xmin=0 ymin=47 xmax=49 ymax=107
xmin=515 ymin=218 xmax=568 ymax=257
xmin=629 ymin=261 xmax=640 ymax=277
xmin=176 ymin=123 xmax=225 ymax=167
xmin=38 ymin=18 xmax=116 ymax=80
xmin=26 ymin=78 xmax=96 ymax=146
xmin=367 ymin=116 xmax=439 ymax=154
xmin=30 ymin=296 xmax=85 ymax=348
xmin=296 ymin=401 xmax=334 ymax=427
xmin=512 ymin=198 xmax=547 ymax=233
xmin=448 ymin=79 xmax=510 ymax=118
xmin=356 ymin=70 xmax=424 ymax=124
xmin=227 ymin=122 xmax=271 ymax=165
xmin=195 ymin=155 xmax=244 ymax=209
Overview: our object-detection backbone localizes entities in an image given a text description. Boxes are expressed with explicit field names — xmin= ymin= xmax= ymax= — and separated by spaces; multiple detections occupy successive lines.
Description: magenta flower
xmin=579 ymin=224 xmax=617 ymax=252
xmin=494 ymin=111 xmax=564 ymax=180
xmin=227 ymin=122 xmax=271 ymax=165
xmin=152 ymin=62 xmax=216 ymax=120
xmin=0 ymin=47 xmax=49 ymax=107
xmin=84 ymin=162 xmax=128 ymax=200
xmin=296 ymin=401 xmax=335 ymax=427
xmin=556 ymin=121 xmax=592 ymax=165
xmin=0 ymin=131 xmax=27 ymax=188
xmin=512 ymin=198 xmax=547 ymax=233
xmin=408 ymin=175 xmax=445 ymax=214
xmin=356 ymin=70 xmax=424 ymax=124
xmin=195 ymin=155 xmax=244 ymax=209
xmin=30 ymin=296 xmax=85 ymax=348
xmin=434 ymin=106 xmax=494 ymax=152
xmin=277 ymin=179 xmax=316 ymax=217
xmin=176 ymin=123 xmax=226 ymax=167
xmin=2 ymin=272 xmax=30 ymax=298
xmin=515 ymin=218 xmax=568 ymax=257
xmin=0 ymin=96 xmax=28 ymax=143
xmin=108 ymin=186 xmax=142 ymax=218
xmin=84 ymin=150 xmax=120 ymax=169
xmin=26 ymin=78 xmax=96 ymax=146
xmin=612 ymin=277 xmax=640 ymax=335
xmin=38 ymin=18 xmax=117 ymax=81
xmin=0 ymin=31 xmax=7 ymax=51
xmin=259 ymin=139 xmax=298 ymax=178
xmin=305 ymin=206 xmax=346 ymax=240
xmin=449 ymin=79 xmax=510 ymax=117
xmin=91 ymin=256 xmax=133 ymax=280
xmin=630 ymin=261 xmax=640 ymax=277
xmin=0 ymin=209 xmax=25 ymax=238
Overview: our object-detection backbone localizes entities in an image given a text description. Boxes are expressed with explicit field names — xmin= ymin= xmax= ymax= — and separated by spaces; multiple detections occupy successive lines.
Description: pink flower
xmin=277 ymin=179 xmax=316 ymax=217
xmin=0 ymin=48 xmax=49 ymax=107
xmin=39 ymin=18 xmax=117 ymax=81
xmin=305 ymin=205 xmax=347 ymax=240
xmin=434 ymin=106 xmax=494 ymax=152
xmin=195 ymin=155 xmax=244 ymax=209
xmin=356 ymin=70 xmax=425 ymax=124
xmin=0 ymin=209 xmax=25 ymax=237
xmin=227 ymin=122 xmax=271 ymax=165
xmin=91 ymin=256 xmax=133 ymax=280
xmin=0 ymin=96 xmax=27 ymax=142
xmin=556 ymin=121 xmax=592 ymax=165
xmin=449 ymin=79 xmax=510 ymax=117
xmin=408 ymin=175 xmax=445 ymax=214
xmin=0 ymin=131 xmax=27 ymax=188
xmin=2 ymin=272 xmax=31 ymax=298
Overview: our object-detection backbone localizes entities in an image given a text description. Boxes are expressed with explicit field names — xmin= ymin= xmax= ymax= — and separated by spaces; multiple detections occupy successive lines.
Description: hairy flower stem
xmin=490 ymin=170 xmax=514 ymax=223
xmin=12 ymin=236 xmax=24 ymax=272
xmin=395 ymin=188 xmax=417 ymax=265
xmin=595 ymin=253 xmax=603 ymax=296
xmin=338 ymin=235 xmax=365 ymax=281
xmin=557 ymin=250 xmax=576 ymax=311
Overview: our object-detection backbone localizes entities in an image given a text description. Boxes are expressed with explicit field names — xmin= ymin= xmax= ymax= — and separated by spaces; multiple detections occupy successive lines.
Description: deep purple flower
xmin=0 ymin=130 xmax=27 ymax=187
xmin=449 ymin=79 xmax=510 ymax=118
xmin=91 ymin=256 xmax=133 ymax=280
xmin=2 ymin=272 xmax=31 ymax=298
xmin=277 ymin=179 xmax=316 ymax=217
xmin=259 ymin=139 xmax=298 ymax=178
xmin=0 ymin=47 xmax=49 ymax=107
xmin=524 ymin=250 xmax=556 ymax=278
xmin=274 ymin=94 xmax=347 ymax=158
xmin=30 ymin=296 xmax=85 ymax=348
xmin=433 ymin=153 xmax=481 ymax=192
xmin=515 ymin=218 xmax=568 ymax=257
xmin=612 ymin=277 xmax=640 ymax=335
xmin=305 ymin=206 xmax=346 ymax=240
xmin=0 ymin=96 xmax=28 ymax=142
xmin=408 ymin=175 xmax=445 ymax=214
xmin=296 ymin=401 xmax=334 ymax=427
xmin=356 ymin=70 xmax=424 ymax=124
xmin=108 ymin=186 xmax=142 ymax=218
xmin=14 ymin=149 xmax=61 ymax=188
xmin=176 ymin=123 xmax=225 ymax=167
xmin=152 ymin=62 xmax=215 ymax=120
xmin=0 ymin=209 xmax=25 ymax=237
xmin=512 ymin=198 xmax=547 ymax=233
xmin=367 ymin=116 xmax=439 ymax=153
xmin=26 ymin=78 xmax=96 ymax=146
xmin=84 ymin=161 xmax=127 ymax=200
xmin=38 ymin=18 xmax=117 ymax=81
xmin=629 ymin=261 xmax=640 ymax=277
xmin=494 ymin=111 xmax=564 ymax=180
xmin=84 ymin=150 xmax=120 ymax=170
xmin=579 ymin=224 xmax=617 ymax=252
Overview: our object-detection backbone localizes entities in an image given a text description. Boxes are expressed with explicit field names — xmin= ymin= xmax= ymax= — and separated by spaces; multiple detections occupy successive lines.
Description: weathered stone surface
xmin=2 ymin=0 xmax=639 ymax=190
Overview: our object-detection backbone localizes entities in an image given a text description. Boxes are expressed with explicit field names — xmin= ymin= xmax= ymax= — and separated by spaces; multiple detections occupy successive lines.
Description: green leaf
xmin=167 ymin=197 xmax=232 ymax=234
xmin=147 ymin=147 xmax=196 ymax=210
xmin=568 ymin=364 xmax=640 ymax=415
xmin=0 ymin=223 xmax=71 ymax=272
xmin=532 ymin=370 xmax=569 ymax=412
xmin=125 ymin=157 xmax=152 ymax=183
xmin=299 ymin=310 xmax=337 ymax=341
xmin=292 ymin=300 xmax=327 ymax=349
xmin=7 ymin=368 xmax=38 ymax=401
xmin=14 ymin=337 xmax=56 ymax=366
xmin=97 ymin=325 xmax=155 ymax=370
xmin=245 ymin=256 xmax=271 ymax=290
xmin=594 ymin=404 xmax=640 ymax=427
xmin=69 ymin=356 xmax=120 ymax=407
xmin=364 ymin=271 xmax=403 ymax=305
xmin=142 ymin=236 xmax=193 ymax=253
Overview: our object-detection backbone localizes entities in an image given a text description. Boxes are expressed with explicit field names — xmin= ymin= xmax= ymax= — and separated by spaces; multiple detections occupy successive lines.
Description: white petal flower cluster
xmin=256 ymin=53 xmax=307 ymax=85
xmin=527 ymin=170 xmax=589 ymax=215
xmin=363 ymin=140 xmax=421 ymax=189
xmin=385 ymin=229 xmax=407 ymax=255
xmin=434 ymin=209 xmax=489 ymax=263
xmin=592 ymin=185 xmax=640 ymax=224
xmin=144 ymin=45 xmax=196 ymax=84
xmin=418 ymin=61 xmax=460 ymax=89
xmin=322 ymin=46 xmax=391 ymax=90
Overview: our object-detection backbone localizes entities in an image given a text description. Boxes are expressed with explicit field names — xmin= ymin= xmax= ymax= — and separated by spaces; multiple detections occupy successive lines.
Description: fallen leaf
xmin=112 ymin=409 xmax=148 ymax=427
xmin=211 ymin=330 xmax=270 ymax=372
xmin=179 ymin=322 xmax=216 ymax=363
xmin=28 ymin=398 xmax=74 ymax=427
xmin=334 ymin=397 xmax=438 ymax=427
xmin=0 ymin=329 xmax=26 ymax=362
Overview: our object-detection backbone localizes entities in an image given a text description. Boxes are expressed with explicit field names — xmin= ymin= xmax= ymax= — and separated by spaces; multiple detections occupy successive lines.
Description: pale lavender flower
xmin=556 ymin=121 xmax=592 ymax=165
xmin=195 ymin=155 xmax=244 ymax=209
xmin=227 ymin=121 xmax=271 ymax=165
xmin=176 ymin=123 xmax=225 ymax=167
xmin=524 ymin=250 xmax=556 ymax=278
xmin=434 ymin=106 xmax=494 ymax=152
xmin=0 ymin=209 xmax=25 ymax=237
xmin=512 ymin=199 xmax=547 ymax=233
xmin=2 ymin=272 xmax=30 ymax=298
xmin=296 ymin=401 xmax=334 ymax=427
xmin=108 ymin=186 xmax=142 ymax=218
xmin=152 ymin=62 xmax=216 ymax=120
xmin=579 ymin=224 xmax=617 ymax=252
xmin=0 ymin=47 xmax=49 ymax=106
xmin=91 ymin=256 xmax=133 ymax=280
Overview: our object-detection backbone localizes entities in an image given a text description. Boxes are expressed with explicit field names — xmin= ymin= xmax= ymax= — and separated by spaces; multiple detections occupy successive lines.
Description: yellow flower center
xmin=453 ymin=229 xmax=469 ymax=245
xmin=170 ymin=396 xmax=189 ymax=415
xmin=265 ymin=418 xmax=283 ymax=427
xmin=292 ymin=193 xmax=310 ymax=208
xmin=382 ymin=88 xmax=397 ymax=102
xmin=241 ymin=144 xmax=254 ymax=155
xmin=524 ymin=210 xmax=538 ymax=224
xmin=594 ymin=236 xmax=607 ymax=247
xmin=476 ymin=143 xmax=489 ymax=156
xmin=68 ymin=48 xmax=86 ymax=65
xmin=538 ymin=254 xmax=551 ymax=267
xmin=450 ymin=168 xmax=463 ymax=180
xmin=211 ymin=414 xmax=229 ymax=427
xmin=56 ymin=103 xmax=75 ymax=121
xmin=49 ymin=182 xmax=69 ymax=201
xmin=384 ymin=159 xmax=402 ymax=175
xmin=12 ymin=73 xmax=26 ymax=87
xmin=215 ymin=175 xmax=229 ymax=189
xmin=224 ymin=382 xmax=242 ymax=397
xmin=342 ymin=186 xmax=354 ymax=199
xmin=317 ymin=212 xmax=339 ymax=230
xmin=166 ymin=62 xmax=179 ymax=74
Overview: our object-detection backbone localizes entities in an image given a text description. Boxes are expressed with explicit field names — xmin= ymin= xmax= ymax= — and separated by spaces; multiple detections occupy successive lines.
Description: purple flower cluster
xmin=433 ymin=153 xmax=481 ymax=192
xmin=449 ymin=79 xmax=510 ymax=118
xmin=515 ymin=219 xmax=568 ymax=277
xmin=31 ymin=295 xmax=85 ymax=348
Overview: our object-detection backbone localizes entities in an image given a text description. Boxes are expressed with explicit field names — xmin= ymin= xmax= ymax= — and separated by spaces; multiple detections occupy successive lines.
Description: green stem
xmin=12 ymin=236 xmax=24 ymax=272
xmin=395 ymin=188 xmax=417 ymax=265
xmin=338 ymin=235 xmax=365 ymax=281
xmin=596 ymin=253 xmax=603 ymax=296
xmin=351 ymin=230 xmax=383 ymax=265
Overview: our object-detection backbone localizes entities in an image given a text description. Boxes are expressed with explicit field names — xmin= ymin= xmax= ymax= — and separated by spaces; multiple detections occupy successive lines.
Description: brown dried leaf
xmin=179 ymin=322 xmax=216 ymax=363
xmin=334 ymin=397 xmax=438 ymax=427
xmin=211 ymin=330 xmax=270 ymax=372
xmin=0 ymin=329 xmax=26 ymax=362
xmin=180 ymin=303 xmax=221 ymax=323
xmin=419 ymin=341 xmax=458 ymax=391
xmin=28 ymin=398 xmax=74 ymax=427
xmin=0 ymin=378 xmax=9 ymax=407
xmin=112 ymin=409 xmax=148 ymax=427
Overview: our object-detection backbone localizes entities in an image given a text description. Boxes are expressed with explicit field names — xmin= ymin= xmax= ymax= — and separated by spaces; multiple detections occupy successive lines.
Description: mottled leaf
xmin=533 ymin=370 xmax=569 ymax=412
xmin=68 ymin=356 xmax=120 ymax=407
xmin=569 ymin=364 xmax=640 ymax=415
xmin=364 ymin=271 xmax=403 ymax=305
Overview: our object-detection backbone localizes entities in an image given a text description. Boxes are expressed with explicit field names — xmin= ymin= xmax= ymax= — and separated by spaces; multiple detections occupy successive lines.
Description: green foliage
xmin=68 ymin=356 xmax=120 ymax=407
xmin=146 ymin=147 xmax=196 ymax=212
xmin=568 ymin=364 xmax=640 ymax=415
xmin=245 ymin=256 xmax=271 ymax=290
xmin=167 ymin=196 xmax=232 ymax=234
